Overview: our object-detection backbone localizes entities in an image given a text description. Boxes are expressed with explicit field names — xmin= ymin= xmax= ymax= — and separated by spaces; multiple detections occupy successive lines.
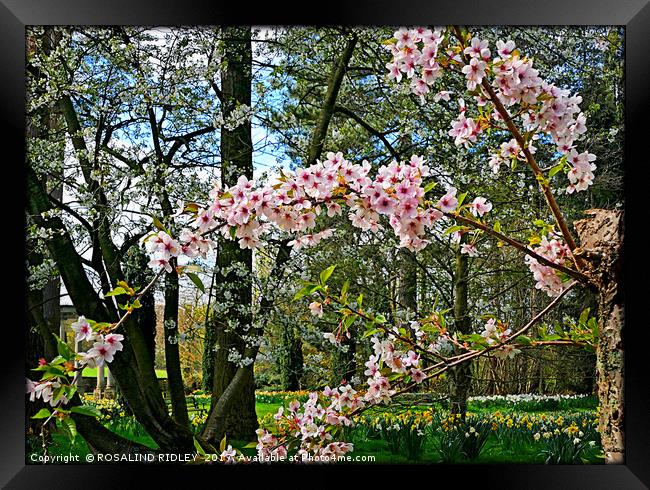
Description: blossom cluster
xmin=257 ymin=321 xmax=448 ymax=460
xmin=479 ymin=318 xmax=520 ymax=358
xmin=384 ymin=27 xmax=597 ymax=194
xmin=145 ymin=152 xmax=489 ymax=264
xmin=146 ymin=229 xmax=214 ymax=274
xmin=26 ymin=378 xmax=66 ymax=407
xmin=525 ymin=234 xmax=573 ymax=296
xmin=26 ymin=316 xmax=124 ymax=408
xmin=256 ymin=390 xmax=355 ymax=461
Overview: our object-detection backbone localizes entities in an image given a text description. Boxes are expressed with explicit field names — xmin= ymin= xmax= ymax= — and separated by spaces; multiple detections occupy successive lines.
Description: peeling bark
xmin=574 ymin=209 xmax=624 ymax=464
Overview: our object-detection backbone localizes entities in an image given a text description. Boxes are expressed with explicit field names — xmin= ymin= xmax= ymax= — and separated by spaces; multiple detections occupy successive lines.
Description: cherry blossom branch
xmin=444 ymin=211 xmax=591 ymax=284
xmin=324 ymin=294 xmax=450 ymax=364
xmin=108 ymin=268 xmax=165 ymax=333
xmin=451 ymin=25 xmax=582 ymax=266
xmin=358 ymin=280 xmax=577 ymax=409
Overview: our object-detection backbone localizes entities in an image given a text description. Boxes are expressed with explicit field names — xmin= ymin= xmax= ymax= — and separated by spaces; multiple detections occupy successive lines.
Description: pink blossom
xmin=437 ymin=187 xmax=458 ymax=213
xmin=469 ymin=197 xmax=493 ymax=217
xmin=104 ymin=333 xmax=124 ymax=354
xmin=87 ymin=341 xmax=115 ymax=365
xmin=148 ymin=257 xmax=173 ymax=273
xmin=71 ymin=316 xmax=95 ymax=342
xmin=410 ymin=369 xmax=426 ymax=384
xmin=461 ymin=243 xmax=479 ymax=257
xmin=309 ymin=302 xmax=324 ymax=318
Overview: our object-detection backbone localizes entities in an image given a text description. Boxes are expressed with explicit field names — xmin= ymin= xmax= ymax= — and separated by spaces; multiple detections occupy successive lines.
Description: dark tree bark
xmin=306 ymin=31 xmax=357 ymax=166
xmin=279 ymin=318 xmax=303 ymax=391
xmin=203 ymin=242 xmax=292 ymax=444
xmin=205 ymin=26 xmax=257 ymax=442
xmin=123 ymin=247 xmax=157 ymax=362
xmin=448 ymin=237 xmax=472 ymax=418
xmin=574 ymin=209 xmax=624 ymax=464
xmin=163 ymin=267 xmax=190 ymax=427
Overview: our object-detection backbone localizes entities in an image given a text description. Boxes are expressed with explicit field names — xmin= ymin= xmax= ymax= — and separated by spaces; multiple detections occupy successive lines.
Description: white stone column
xmin=104 ymin=368 xmax=116 ymax=399
xmin=94 ymin=365 xmax=105 ymax=400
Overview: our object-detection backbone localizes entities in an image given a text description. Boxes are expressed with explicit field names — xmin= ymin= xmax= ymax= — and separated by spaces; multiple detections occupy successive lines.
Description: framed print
xmin=3 ymin=0 xmax=650 ymax=487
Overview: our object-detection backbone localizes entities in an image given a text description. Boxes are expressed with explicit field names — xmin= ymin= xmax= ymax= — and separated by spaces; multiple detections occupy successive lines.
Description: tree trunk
xmin=164 ymin=267 xmax=190 ymax=427
xmin=574 ymin=209 xmax=624 ymax=464
xmin=123 ymin=246 xmax=157 ymax=361
xmin=203 ymin=242 xmax=292 ymax=444
xmin=448 ymin=238 xmax=472 ymax=418
xmin=279 ymin=319 xmax=303 ymax=391
xmin=306 ymin=31 xmax=357 ymax=166
xmin=206 ymin=26 xmax=257 ymax=442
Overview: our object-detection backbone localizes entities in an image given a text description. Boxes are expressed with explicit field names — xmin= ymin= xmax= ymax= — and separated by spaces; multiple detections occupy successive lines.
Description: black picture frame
xmin=3 ymin=0 xmax=649 ymax=487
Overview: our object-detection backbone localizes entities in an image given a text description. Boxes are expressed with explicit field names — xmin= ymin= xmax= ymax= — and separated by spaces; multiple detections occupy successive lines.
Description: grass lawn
xmin=28 ymin=396 xmax=602 ymax=464
xmin=81 ymin=367 xmax=167 ymax=378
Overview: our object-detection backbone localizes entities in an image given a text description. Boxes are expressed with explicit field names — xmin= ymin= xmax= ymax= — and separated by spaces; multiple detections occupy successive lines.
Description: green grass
xmin=29 ymin=397 xmax=602 ymax=465
xmin=82 ymin=367 xmax=167 ymax=379
xmin=256 ymin=402 xmax=282 ymax=419
xmin=347 ymin=432 xmax=601 ymax=464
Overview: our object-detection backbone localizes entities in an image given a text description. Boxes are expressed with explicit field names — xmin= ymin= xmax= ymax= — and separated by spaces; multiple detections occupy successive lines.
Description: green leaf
xmin=343 ymin=314 xmax=356 ymax=330
xmin=229 ymin=226 xmax=237 ymax=239
xmin=70 ymin=405 xmax=102 ymax=417
xmin=443 ymin=225 xmax=464 ymax=235
xmin=579 ymin=308 xmax=590 ymax=325
xmin=457 ymin=192 xmax=468 ymax=207
xmin=549 ymin=161 xmax=565 ymax=177
xmin=340 ymin=280 xmax=350 ymax=299
xmin=293 ymin=284 xmax=322 ymax=301
xmin=493 ymin=221 xmax=501 ymax=233
xmin=516 ymin=335 xmax=533 ymax=346
xmin=193 ymin=437 xmax=207 ymax=456
xmin=61 ymin=416 xmax=77 ymax=442
xmin=319 ymin=265 xmax=336 ymax=285
xmin=32 ymin=408 xmax=52 ymax=419
xmin=105 ymin=286 xmax=127 ymax=297
xmin=242 ymin=441 xmax=258 ymax=449
xmin=374 ymin=314 xmax=387 ymax=324
xmin=356 ymin=293 xmax=363 ymax=308
xmin=220 ymin=435 xmax=227 ymax=453
xmin=55 ymin=335 xmax=73 ymax=359
xmin=187 ymin=273 xmax=206 ymax=293
xmin=363 ymin=328 xmax=381 ymax=339
xmin=423 ymin=181 xmax=437 ymax=194
xmin=152 ymin=216 xmax=168 ymax=234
